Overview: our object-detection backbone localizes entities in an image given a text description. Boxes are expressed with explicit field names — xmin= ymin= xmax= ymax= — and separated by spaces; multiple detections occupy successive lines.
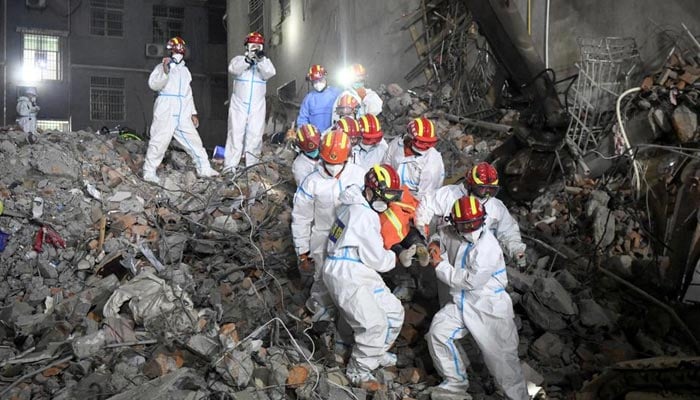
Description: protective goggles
xmin=372 ymin=187 xmax=403 ymax=203
xmin=336 ymin=106 xmax=355 ymax=116
xmin=472 ymin=184 xmax=500 ymax=198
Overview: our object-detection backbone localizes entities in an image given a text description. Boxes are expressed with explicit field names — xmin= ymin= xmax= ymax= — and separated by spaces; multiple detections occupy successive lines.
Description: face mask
xmin=324 ymin=163 xmax=344 ymax=177
xmin=352 ymin=81 xmax=364 ymax=90
xmin=313 ymin=80 xmax=327 ymax=92
xmin=247 ymin=44 xmax=262 ymax=53
xmin=360 ymin=142 xmax=374 ymax=151
xmin=461 ymin=228 xmax=483 ymax=243
xmin=305 ymin=149 xmax=319 ymax=159
xmin=411 ymin=145 xmax=426 ymax=155
xmin=171 ymin=53 xmax=184 ymax=63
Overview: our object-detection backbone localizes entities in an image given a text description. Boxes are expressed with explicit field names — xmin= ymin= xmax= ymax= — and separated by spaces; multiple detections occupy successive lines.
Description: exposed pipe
xmin=544 ymin=0 xmax=550 ymax=68
xmin=527 ymin=0 xmax=531 ymax=36
xmin=616 ymin=86 xmax=642 ymax=197
xmin=2 ymin=0 xmax=7 ymax=126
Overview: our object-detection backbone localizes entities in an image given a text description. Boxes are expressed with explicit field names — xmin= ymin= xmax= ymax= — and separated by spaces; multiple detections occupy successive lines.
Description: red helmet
xmin=465 ymin=162 xmax=500 ymax=198
xmin=450 ymin=195 xmax=486 ymax=233
xmin=307 ymin=64 xmax=327 ymax=82
xmin=336 ymin=94 xmax=360 ymax=117
xmin=245 ymin=32 xmax=264 ymax=45
xmin=359 ymin=114 xmax=383 ymax=145
xmin=320 ymin=129 xmax=351 ymax=165
xmin=296 ymin=124 xmax=321 ymax=153
xmin=407 ymin=117 xmax=438 ymax=151
xmin=350 ymin=63 xmax=367 ymax=81
xmin=166 ymin=36 xmax=186 ymax=55
xmin=336 ymin=117 xmax=361 ymax=143
xmin=365 ymin=164 xmax=403 ymax=203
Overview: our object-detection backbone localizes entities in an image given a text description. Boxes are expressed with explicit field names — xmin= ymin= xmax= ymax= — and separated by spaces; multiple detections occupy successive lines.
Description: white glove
xmin=398 ymin=244 xmax=417 ymax=268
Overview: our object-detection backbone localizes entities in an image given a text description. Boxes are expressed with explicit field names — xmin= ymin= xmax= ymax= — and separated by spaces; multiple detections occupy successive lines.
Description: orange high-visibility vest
xmin=379 ymin=186 xmax=419 ymax=249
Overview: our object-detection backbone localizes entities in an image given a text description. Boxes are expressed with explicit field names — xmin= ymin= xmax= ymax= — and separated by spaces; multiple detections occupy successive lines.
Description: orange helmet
xmin=166 ymin=37 xmax=186 ymax=54
xmin=307 ymin=64 xmax=327 ymax=82
xmin=465 ymin=162 xmax=500 ymax=198
xmin=336 ymin=117 xmax=361 ymax=144
xmin=365 ymin=164 xmax=403 ymax=203
xmin=359 ymin=114 xmax=383 ymax=145
xmin=296 ymin=124 xmax=321 ymax=154
xmin=320 ymin=129 xmax=351 ymax=165
xmin=350 ymin=63 xmax=367 ymax=81
xmin=450 ymin=195 xmax=486 ymax=233
xmin=336 ymin=94 xmax=360 ymax=117
xmin=407 ymin=117 xmax=438 ymax=151
xmin=244 ymin=32 xmax=264 ymax=45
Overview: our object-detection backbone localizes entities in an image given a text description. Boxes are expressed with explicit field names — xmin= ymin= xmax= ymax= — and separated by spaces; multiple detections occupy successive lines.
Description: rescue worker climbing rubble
xmin=322 ymin=165 xmax=405 ymax=388
xmin=143 ymin=36 xmax=219 ymax=185
xmin=296 ymin=64 xmax=342 ymax=132
xmin=383 ymin=117 xmax=445 ymax=201
xmin=291 ymin=130 xmax=365 ymax=322
xmin=416 ymin=162 xmax=527 ymax=269
xmin=332 ymin=63 xmax=383 ymax=123
xmin=354 ymin=114 xmax=389 ymax=170
xmin=291 ymin=124 xmax=321 ymax=186
xmin=425 ymin=195 xmax=528 ymax=400
xmin=224 ymin=32 xmax=276 ymax=175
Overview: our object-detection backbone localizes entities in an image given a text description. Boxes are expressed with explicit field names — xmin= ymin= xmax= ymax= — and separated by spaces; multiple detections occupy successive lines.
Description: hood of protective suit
xmin=339 ymin=184 xmax=366 ymax=207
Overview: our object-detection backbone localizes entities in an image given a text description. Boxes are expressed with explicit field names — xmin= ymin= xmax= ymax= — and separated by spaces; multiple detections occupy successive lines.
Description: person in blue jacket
xmin=296 ymin=64 xmax=341 ymax=132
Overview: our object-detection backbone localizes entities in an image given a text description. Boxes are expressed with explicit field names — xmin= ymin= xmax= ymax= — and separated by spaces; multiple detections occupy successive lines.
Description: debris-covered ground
xmin=2 ymin=12 xmax=700 ymax=400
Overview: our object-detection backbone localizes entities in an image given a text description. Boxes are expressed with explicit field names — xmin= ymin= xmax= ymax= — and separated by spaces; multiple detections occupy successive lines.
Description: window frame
xmin=89 ymin=0 xmax=125 ymax=38
xmin=89 ymin=76 xmax=126 ymax=122
xmin=152 ymin=5 xmax=185 ymax=44
xmin=21 ymin=32 xmax=63 ymax=81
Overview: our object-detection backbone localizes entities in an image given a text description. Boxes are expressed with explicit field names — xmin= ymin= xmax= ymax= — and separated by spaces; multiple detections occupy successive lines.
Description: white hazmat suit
xmin=291 ymin=162 xmax=366 ymax=321
xmin=225 ymin=56 xmax=276 ymax=173
xmin=382 ymin=137 xmax=445 ymax=201
xmin=416 ymin=184 xmax=526 ymax=260
xmin=16 ymin=96 xmax=39 ymax=134
xmin=426 ymin=228 xmax=528 ymax=400
xmin=292 ymin=153 xmax=318 ymax=187
xmin=352 ymin=139 xmax=389 ymax=171
xmin=322 ymin=184 xmax=404 ymax=383
xmin=144 ymin=60 xmax=217 ymax=179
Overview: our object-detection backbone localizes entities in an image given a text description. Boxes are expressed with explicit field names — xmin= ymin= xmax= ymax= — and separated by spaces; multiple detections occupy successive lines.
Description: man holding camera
xmin=223 ymin=32 xmax=276 ymax=176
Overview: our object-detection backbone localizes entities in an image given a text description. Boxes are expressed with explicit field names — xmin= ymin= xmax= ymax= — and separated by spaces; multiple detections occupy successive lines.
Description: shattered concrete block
xmin=520 ymin=361 xmax=544 ymax=386
xmin=522 ymin=292 xmax=567 ymax=331
xmin=578 ymin=299 xmax=613 ymax=329
xmin=530 ymin=332 xmax=564 ymax=362
xmin=553 ymin=269 xmax=580 ymax=291
xmin=399 ymin=324 xmax=420 ymax=345
xmin=105 ymin=368 xmax=197 ymax=400
xmin=31 ymin=146 xmax=80 ymax=179
xmin=187 ymin=334 xmax=219 ymax=358
xmin=159 ymin=234 xmax=188 ymax=264
xmin=592 ymin=206 xmax=616 ymax=248
xmin=72 ymin=330 xmax=106 ymax=359
xmin=532 ymin=277 xmax=577 ymax=316
xmin=672 ymin=104 xmax=698 ymax=142
xmin=386 ymin=83 xmax=404 ymax=97
xmin=398 ymin=367 xmax=424 ymax=384
xmin=215 ymin=350 xmax=254 ymax=387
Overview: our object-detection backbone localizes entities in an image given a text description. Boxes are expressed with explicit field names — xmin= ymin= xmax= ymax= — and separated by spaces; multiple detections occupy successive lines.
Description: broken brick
xmin=286 ymin=365 xmax=309 ymax=386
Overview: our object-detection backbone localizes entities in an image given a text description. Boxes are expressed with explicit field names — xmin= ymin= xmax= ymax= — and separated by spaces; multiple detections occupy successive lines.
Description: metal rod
xmin=432 ymin=110 xmax=513 ymax=133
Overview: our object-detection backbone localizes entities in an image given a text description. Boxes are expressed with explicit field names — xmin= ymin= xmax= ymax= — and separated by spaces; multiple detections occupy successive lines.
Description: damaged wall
xmin=516 ymin=0 xmax=700 ymax=76
xmin=226 ymin=0 xmax=422 ymax=102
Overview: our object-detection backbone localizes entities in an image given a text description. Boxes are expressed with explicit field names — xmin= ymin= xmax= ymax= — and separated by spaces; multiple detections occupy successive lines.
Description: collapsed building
xmin=1 ymin=0 xmax=700 ymax=399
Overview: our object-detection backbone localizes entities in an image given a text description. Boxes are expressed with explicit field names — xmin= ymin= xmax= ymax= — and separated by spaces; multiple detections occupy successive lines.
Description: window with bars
xmin=152 ymin=6 xmax=184 ymax=43
xmin=37 ymin=120 xmax=70 ymax=132
xmin=249 ymin=0 xmax=264 ymax=34
xmin=90 ymin=76 xmax=125 ymax=121
xmin=22 ymin=34 xmax=62 ymax=81
xmin=90 ymin=0 xmax=124 ymax=37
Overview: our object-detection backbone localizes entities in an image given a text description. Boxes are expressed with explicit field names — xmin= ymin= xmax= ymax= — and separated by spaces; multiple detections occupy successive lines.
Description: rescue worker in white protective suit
xmin=224 ymin=32 xmax=276 ymax=175
xmin=354 ymin=114 xmax=389 ymax=170
xmin=292 ymin=124 xmax=321 ymax=186
xmin=425 ymin=195 xmax=528 ymax=400
xmin=383 ymin=117 xmax=445 ymax=201
xmin=291 ymin=130 xmax=365 ymax=322
xmin=330 ymin=94 xmax=360 ymax=129
xmin=16 ymin=87 xmax=40 ymax=143
xmin=416 ymin=162 xmax=527 ymax=269
xmin=322 ymin=164 xmax=405 ymax=388
xmin=334 ymin=116 xmax=362 ymax=163
xmin=331 ymin=63 xmax=382 ymax=123
xmin=144 ymin=36 xmax=219 ymax=184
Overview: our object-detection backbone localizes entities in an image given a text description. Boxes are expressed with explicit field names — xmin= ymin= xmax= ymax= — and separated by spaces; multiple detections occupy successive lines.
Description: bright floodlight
xmin=337 ymin=65 xmax=355 ymax=89
xmin=20 ymin=64 xmax=42 ymax=83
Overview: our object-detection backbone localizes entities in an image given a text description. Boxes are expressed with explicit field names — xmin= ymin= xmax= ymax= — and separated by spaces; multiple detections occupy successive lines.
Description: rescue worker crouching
xmin=291 ymin=130 xmax=366 ymax=323
xmin=321 ymin=164 xmax=405 ymax=389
